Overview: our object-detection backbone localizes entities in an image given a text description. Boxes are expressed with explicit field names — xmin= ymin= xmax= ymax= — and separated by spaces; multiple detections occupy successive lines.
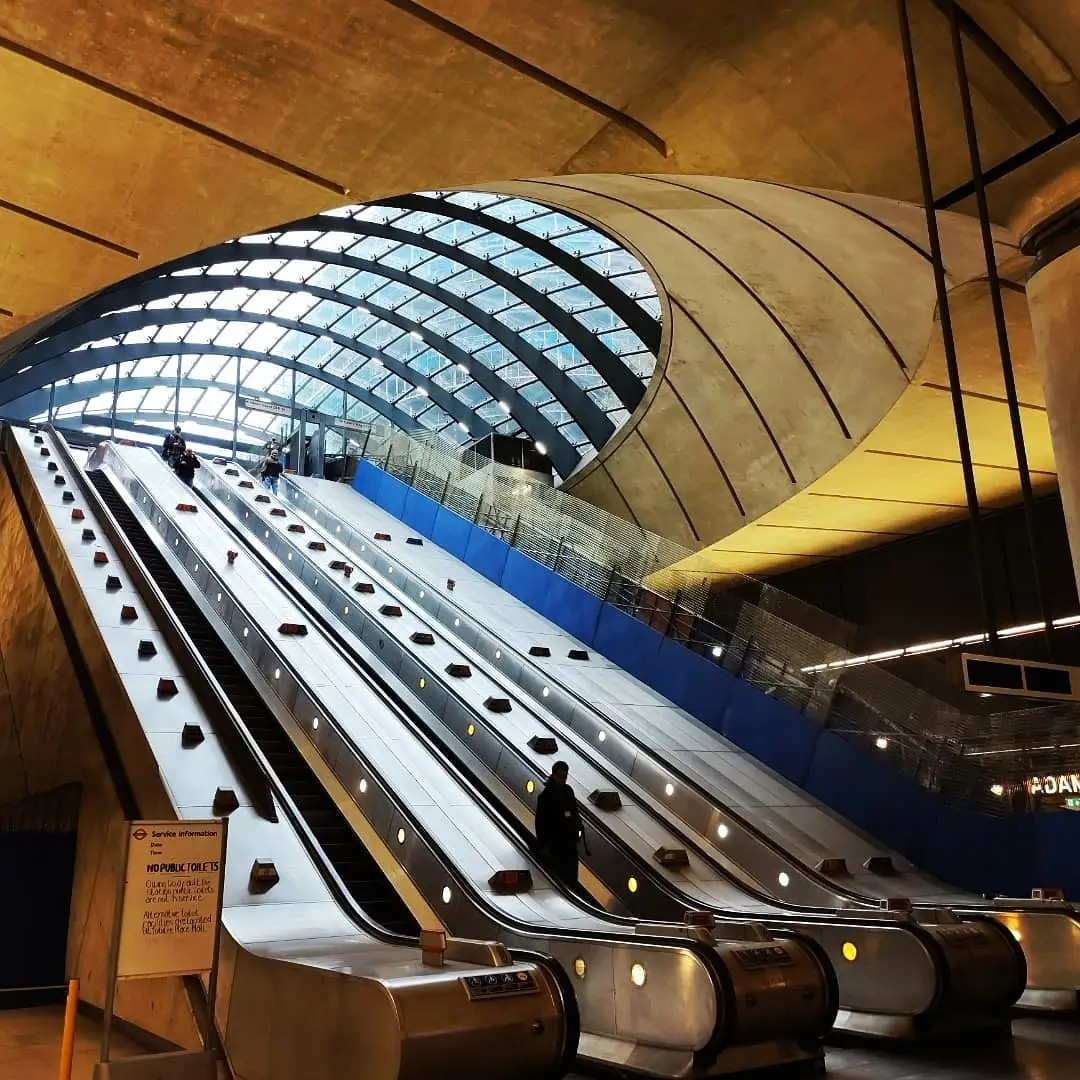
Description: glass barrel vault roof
xmin=6 ymin=190 xmax=662 ymax=481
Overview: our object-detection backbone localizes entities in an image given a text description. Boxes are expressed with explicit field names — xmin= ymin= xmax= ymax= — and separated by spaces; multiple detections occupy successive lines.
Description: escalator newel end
xmin=288 ymin=524 xmax=306 ymax=534
xmin=71 ymin=508 xmax=85 ymax=522
xmin=156 ymin=678 xmax=179 ymax=698
xmin=374 ymin=532 xmax=391 ymax=541
xmin=212 ymin=787 xmax=240 ymax=815
xmin=354 ymin=581 xmax=375 ymax=594
xmin=175 ymin=503 xmax=198 ymax=513
xmin=47 ymin=461 xmax=58 ymax=472
xmin=81 ymin=528 xmax=96 ymax=541
xmin=588 ymin=790 xmax=622 ymax=812
xmin=308 ymin=541 xmax=327 ymax=552
xmin=270 ymin=508 xmax=286 ymax=518
xmin=410 ymin=632 xmax=435 ymax=645
xmin=39 ymin=447 xmax=50 ymax=457
xmin=406 ymin=537 xmax=423 ymax=546
xmin=93 ymin=551 xmax=109 ymax=565
xmin=278 ymin=622 xmax=308 ymax=636
xmin=255 ymin=494 xmax=271 ymax=504
xmin=120 ymin=604 xmax=138 ymax=621
xmin=181 ymin=723 xmax=205 ymax=748
xmin=53 ymin=475 xmax=66 ymax=486
xmin=568 ymin=649 xmax=589 ymax=661
xmin=105 ymin=575 xmax=122 ymax=591
xmin=226 ymin=550 xmax=239 ymax=564
xmin=485 ymin=697 xmax=512 ymax=714
xmin=529 ymin=646 xmax=552 ymax=658
xmin=62 ymin=492 xmax=75 ymax=504
xmin=137 ymin=640 xmax=158 ymax=658
xmin=380 ymin=604 xmax=402 ymax=617
xmin=445 ymin=663 xmax=471 ymax=678
xmin=225 ymin=467 xmax=240 ymax=476
xmin=239 ymin=480 xmax=254 ymax=489
xmin=527 ymin=736 xmax=558 ymax=755
xmin=654 ymin=847 xmax=690 ymax=869
xmin=488 ymin=869 xmax=533 ymax=895
xmin=249 ymin=859 xmax=280 ymax=892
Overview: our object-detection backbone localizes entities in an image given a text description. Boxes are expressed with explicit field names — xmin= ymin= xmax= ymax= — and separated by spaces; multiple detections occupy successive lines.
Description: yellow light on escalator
xmin=778 ymin=872 xmax=790 ymax=888
xmin=842 ymin=942 xmax=858 ymax=962
xmin=573 ymin=957 xmax=586 ymax=979
xmin=526 ymin=780 xmax=535 ymax=794
xmin=627 ymin=877 xmax=638 ymax=894
xmin=630 ymin=963 xmax=647 ymax=987
xmin=396 ymin=828 xmax=406 ymax=845
xmin=419 ymin=677 xmax=426 ymax=689
xmin=467 ymin=724 xmax=475 ymax=737
xmin=717 ymin=824 xmax=729 ymax=840
xmin=1011 ymin=928 xmax=1022 ymax=942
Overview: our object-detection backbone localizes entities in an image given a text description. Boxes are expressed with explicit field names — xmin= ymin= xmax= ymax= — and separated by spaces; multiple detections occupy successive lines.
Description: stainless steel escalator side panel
xmin=5 ymin=425 xmax=573 ymax=1080
xmin=268 ymin=473 xmax=1030 ymax=1033
xmin=100 ymin=444 xmax=805 ymax=1076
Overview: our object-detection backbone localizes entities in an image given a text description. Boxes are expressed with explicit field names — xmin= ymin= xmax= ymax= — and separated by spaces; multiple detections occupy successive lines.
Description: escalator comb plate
xmin=527 ymin=736 xmax=558 ymax=755
xmin=239 ymin=480 xmax=254 ymax=489
xmin=588 ymin=790 xmax=622 ymax=812
xmin=255 ymin=494 xmax=271 ymax=504
xmin=374 ymin=532 xmax=391 ymax=541
xmin=568 ymin=649 xmax=590 ymax=661
xmin=354 ymin=582 xmax=376 ymax=594
xmin=406 ymin=537 xmax=423 ymax=546
xmin=410 ymin=632 xmax=435 ymax=645
xmin=288 ymin=524 xmax=306 ymax=533
xmin=485 ymin=697 xmax=512 ymax=713
xmin=308 ymin=541 xmax=327 ymax=551
xmin=529 ymin=646 xmax=551 ymax=657
xmin=270 ymin=508 xmax=286 ymax=517
xmin=380 ymin=604 xmax=402 ymax=617
xmin=446 ymin=663 xmax=471 ymax=678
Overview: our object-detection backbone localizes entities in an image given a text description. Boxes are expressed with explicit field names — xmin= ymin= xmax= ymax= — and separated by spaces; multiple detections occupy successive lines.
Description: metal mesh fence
xmin=345 ymin=425 xmax=1080 ymax=816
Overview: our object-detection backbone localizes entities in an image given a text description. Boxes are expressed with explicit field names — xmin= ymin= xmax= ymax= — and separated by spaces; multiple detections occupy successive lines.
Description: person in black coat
xmin=534 ymin=761 xmax=583 ymax=887
xmin=161 ymin=425 xmax=183 ymax=463
xmin=261 ymin=451 xmax=283 ymax=495
xmin=174 ymin=447 xmax=201 ymax=486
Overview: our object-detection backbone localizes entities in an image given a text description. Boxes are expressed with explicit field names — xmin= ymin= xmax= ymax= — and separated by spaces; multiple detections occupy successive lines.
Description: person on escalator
xmin=174 ymin=447 xmax=201 ymax=487
xmin=162 ymin=425 xmax=183 ymax=463
xmin=534 ymin=760 xmax=583 ymax=888
xmin=261 ymin=451 xmax=283 ymax=495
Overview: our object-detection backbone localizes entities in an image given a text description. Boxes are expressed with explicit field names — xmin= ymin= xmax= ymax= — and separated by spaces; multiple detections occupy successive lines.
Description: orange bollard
xmin=57 ymin=978 xmax=79 ymax=1080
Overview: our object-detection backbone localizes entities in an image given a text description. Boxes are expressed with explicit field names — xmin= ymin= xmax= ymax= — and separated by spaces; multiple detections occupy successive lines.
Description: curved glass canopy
xmin=0 ymin=190 xmax=662 ymax=480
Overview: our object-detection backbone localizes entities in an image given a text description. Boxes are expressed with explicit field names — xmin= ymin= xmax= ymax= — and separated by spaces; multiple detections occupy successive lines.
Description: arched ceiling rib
xmin=1 ymin=190 xmax=662 ymax=477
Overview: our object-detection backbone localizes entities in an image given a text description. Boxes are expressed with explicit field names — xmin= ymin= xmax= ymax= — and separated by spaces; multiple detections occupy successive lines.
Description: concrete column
xmin=1023 ymin=202 xmax=1080 ymax=591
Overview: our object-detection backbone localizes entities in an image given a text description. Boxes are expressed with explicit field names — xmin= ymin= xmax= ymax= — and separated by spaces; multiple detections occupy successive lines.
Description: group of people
xmin=160 ymin=425 xmax=201 ymax=486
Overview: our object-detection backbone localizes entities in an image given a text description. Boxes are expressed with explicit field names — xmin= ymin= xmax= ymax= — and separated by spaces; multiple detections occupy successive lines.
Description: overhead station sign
xmin=116 ymin=820 xmax=226 ymax=980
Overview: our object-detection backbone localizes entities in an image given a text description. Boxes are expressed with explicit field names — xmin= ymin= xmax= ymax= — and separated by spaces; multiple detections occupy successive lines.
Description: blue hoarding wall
xmin=353 ymin=458 xmax=1080 ymax=897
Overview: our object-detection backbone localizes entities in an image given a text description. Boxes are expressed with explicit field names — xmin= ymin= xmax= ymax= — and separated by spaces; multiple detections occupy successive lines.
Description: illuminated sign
xmin=1027 ymin=774 xmax=1080 ymax=796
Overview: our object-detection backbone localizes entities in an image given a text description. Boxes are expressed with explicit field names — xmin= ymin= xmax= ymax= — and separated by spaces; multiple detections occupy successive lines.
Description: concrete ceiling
xmin=1 ymin=0 xmax=1079 ymax=337
xmin=2 ymin=0 xmax=1080 ymax=582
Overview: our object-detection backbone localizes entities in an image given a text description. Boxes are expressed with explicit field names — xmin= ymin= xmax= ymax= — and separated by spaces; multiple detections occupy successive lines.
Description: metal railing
xmin=336 ymin=424 xmax=1080 ymax=816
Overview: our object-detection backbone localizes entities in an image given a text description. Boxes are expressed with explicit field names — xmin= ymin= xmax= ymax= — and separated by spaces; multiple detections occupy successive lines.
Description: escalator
xmin=89 ymin=469 xmax=418 ymax=936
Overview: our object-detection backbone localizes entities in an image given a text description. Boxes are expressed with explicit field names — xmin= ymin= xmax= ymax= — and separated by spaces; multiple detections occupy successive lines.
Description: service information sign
xmin=116 ymin=820 xmax=226 ymax=980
